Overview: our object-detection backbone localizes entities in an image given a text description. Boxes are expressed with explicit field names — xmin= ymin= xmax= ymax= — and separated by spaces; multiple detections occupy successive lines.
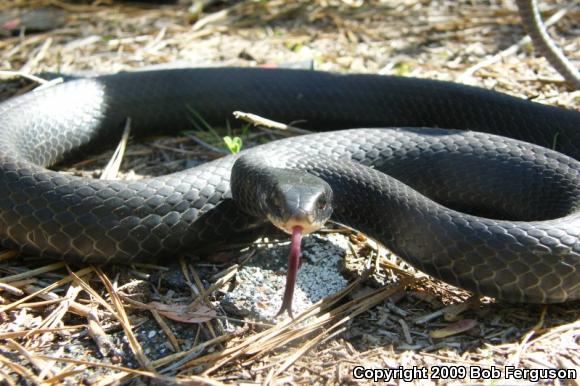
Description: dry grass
xmin=0 ymin=0 xmax=579 ymax=385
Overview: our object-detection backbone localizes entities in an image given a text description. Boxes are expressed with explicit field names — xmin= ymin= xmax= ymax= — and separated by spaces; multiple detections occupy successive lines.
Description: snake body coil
xmin=0 ymin=68 xmax=578 ymax=302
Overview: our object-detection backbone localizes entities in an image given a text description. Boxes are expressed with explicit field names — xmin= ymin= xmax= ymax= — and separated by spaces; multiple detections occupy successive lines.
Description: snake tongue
xmin=276 ymin=226 xmax=303 ymax=318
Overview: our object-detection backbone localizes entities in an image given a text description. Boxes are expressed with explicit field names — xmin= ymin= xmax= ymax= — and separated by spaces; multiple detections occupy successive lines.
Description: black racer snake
xmin=0 ymin=68 xmax=578 ymax=309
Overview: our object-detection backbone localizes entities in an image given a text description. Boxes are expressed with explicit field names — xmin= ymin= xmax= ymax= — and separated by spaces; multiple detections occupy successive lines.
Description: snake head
xmin=262 ymin=170 xmax=333 ymax=235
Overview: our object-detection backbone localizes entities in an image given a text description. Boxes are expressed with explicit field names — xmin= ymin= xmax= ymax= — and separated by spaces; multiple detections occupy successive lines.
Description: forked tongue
xmin=276 ymin=226 xmax=303 ymax=318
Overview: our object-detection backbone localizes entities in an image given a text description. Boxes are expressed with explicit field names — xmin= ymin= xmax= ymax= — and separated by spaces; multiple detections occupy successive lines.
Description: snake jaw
xmin=276 ymin=225 xmax=303 ymax=318
xmin=268 ymin=212 xmax=321 ymax=235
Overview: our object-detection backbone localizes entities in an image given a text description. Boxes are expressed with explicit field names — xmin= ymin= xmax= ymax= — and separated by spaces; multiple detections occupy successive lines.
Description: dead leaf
xmin=148 ymin=301 xmax=216 ymax=324
xmin=430 ymin=319 xmax=478 ymax=339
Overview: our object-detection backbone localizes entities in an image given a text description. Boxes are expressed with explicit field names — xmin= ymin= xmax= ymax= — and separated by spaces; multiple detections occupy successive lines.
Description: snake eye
xmin=317 ymin=197 xmax=327 ymax=210
xmin=270 ymin=192 xmax=283 ymax=207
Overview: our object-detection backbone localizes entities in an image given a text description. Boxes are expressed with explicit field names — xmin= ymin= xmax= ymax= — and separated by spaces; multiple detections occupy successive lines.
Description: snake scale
xmin=0 ymin=68 xmax=578 ymax=302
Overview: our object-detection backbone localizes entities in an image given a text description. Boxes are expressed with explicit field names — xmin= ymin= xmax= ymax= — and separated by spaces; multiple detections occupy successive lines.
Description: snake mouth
xmin=267 ymin=212 xmax=326 ymax=235
xmin=276 ymin=225 xmax=303 ymax=318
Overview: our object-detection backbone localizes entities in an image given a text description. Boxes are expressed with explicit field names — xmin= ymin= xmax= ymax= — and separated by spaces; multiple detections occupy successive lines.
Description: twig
xmin=150 ymin=309 xmax=181 ymax=352
xmin=101 ymin=118 xmax=131 ymax=180
xmin=87 ymin=308 xmax=123 ymax=361
xmin=233 ymin=111 xmax=312 ymax=135
xmin=0 ymin=352 xmax=41 ymax=385
xmin=21 ymin=284 xmax=91 ymax=317
xmin=5 ymin=339 xmax=54 ymax=379
xmin=0 ymin=250 xmax=19 ymax=262
xmin=0 ymin=326 xmax=84 ymax=340
xmin=0 ymin=266 xmax=93 ymax=313
xmin=0 ymin=70 xmax=48 ymax=84
xmin=0 ymin=282 xmax=24 ymax=296
xmin=0 ymin=262 xmax=66 ymax=284
xmin=458 ymin=4 xmax=572 ymax=83
xmin=93 ymin=267 xmax=155 ymax=371
xmin=508 ymin=305 xmax=547 ymax=368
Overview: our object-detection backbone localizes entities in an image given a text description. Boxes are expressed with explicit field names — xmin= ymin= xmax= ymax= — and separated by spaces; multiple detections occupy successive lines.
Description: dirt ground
xmin=0 ymin=0 xmax=579 ymax=385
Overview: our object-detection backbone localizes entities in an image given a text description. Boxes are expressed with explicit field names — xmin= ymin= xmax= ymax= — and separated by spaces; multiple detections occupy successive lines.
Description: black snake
xmin=0 ymin=68 xmax=578 ymax=303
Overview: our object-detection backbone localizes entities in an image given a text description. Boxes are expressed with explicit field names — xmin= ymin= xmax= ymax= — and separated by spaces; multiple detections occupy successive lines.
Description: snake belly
xmin=0 ymin=68 xmax=578 ymax=302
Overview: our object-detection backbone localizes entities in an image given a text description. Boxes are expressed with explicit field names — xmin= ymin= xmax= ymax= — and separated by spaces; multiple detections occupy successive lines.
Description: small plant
xmin=223 ymin=135 xmax=243 ymax=154
xmin=186 ymin=106 xmax=248 ymax=154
